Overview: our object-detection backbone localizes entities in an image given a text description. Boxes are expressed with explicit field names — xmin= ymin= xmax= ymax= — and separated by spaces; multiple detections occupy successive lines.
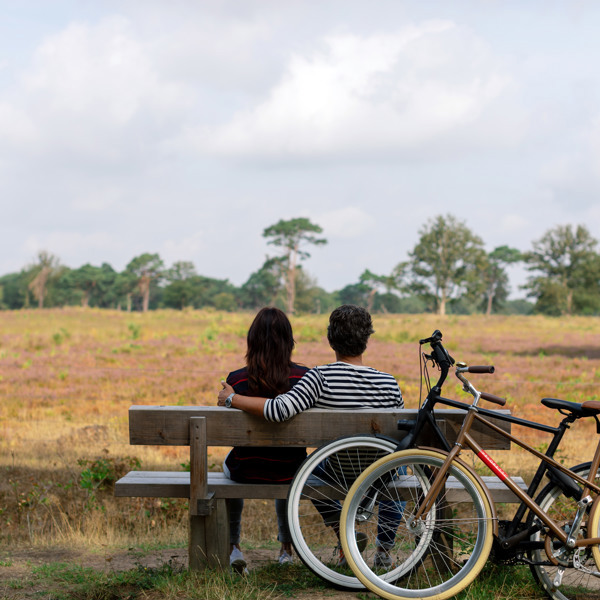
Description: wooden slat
xmin=115 ymin=471 xmax=289 ymax=499
xmin=115 ymin=470 xmax=527 ymax=503
xmin=127 ymin=406 xmax=512 ymax=450
xmin=189 ymin=417 xmax=206 ymax=516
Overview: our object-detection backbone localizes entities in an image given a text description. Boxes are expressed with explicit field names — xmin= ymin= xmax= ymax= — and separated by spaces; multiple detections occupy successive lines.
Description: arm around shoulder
xmin=217 ymin=381 xmax=269 ymax=418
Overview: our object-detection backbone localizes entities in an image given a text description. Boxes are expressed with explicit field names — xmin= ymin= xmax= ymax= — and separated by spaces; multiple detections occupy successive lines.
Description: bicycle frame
xmin=412 ymin=385 xmax=600 ymax=551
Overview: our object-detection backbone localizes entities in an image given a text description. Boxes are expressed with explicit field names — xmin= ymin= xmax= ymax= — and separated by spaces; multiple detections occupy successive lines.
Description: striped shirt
xmin=263 ymin=361 xmax=403 ymax=422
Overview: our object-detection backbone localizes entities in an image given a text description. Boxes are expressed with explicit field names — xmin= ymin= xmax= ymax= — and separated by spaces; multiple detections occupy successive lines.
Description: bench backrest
xmin=128 ymin=406 xmax=512 ymax=450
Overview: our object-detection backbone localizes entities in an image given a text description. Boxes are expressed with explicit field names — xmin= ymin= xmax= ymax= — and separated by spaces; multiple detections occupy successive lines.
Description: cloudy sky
xmin=2 ymin=1 xmax=599 ymax=298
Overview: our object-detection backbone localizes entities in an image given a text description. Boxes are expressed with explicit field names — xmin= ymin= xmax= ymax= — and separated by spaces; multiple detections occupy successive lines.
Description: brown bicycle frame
xmin=413 ymin=405 xmax=600 ymax=548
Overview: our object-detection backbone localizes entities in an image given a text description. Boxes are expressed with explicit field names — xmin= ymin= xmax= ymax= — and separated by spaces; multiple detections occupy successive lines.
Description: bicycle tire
xmin=527 ymin=462 xmax=600 ymax=600
xmin=286 ymin=434 xmax=398 ymax=590
xmin=340 ymin=448 xmax=494 ymax=600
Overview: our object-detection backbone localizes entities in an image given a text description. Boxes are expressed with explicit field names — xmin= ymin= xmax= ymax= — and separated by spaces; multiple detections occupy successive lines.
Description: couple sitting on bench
xmin=217 ymin=304 xmax=404 ymax=573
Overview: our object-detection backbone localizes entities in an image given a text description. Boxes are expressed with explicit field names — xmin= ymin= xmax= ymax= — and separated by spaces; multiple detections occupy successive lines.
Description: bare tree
xmin=28 ymin=251 xmax=61 ymax=308
xmin=125 ymin=253 xmax=164 ymax=312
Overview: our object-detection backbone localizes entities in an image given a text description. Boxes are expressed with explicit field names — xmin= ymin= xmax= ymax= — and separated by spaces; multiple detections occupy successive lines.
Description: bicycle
xmin=339 ymin=331 xmax=600 ymax=600
xmin=285 ymin=331 xmax=502 ymax=590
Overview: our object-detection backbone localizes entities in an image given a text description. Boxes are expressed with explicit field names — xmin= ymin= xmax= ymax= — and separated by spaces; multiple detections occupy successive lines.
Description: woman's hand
xmin=218 ymin=380 xmax=234 ymax=406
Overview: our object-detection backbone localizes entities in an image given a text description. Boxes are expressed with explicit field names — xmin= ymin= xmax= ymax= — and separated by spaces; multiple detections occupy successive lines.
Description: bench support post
xmin=188 ymin=417 xmax=230 ymax=569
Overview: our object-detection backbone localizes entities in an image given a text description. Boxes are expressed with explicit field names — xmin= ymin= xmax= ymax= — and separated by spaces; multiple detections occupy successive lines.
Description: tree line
xmin=2 ymin=215 xmax=599 ymax=316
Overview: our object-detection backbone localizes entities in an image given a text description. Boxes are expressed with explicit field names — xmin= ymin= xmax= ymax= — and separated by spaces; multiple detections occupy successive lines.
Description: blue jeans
xmin=223 ymin=457 xmax=291 ymax=545
xmin=311 ymin=460 xmax=405 ymax=550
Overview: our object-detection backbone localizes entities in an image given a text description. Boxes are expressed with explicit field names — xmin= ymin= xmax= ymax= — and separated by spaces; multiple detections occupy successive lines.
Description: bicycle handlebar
xmin=422 ymin=330 xmax=506 ymax=408
xmin=480 ymin=391 xmax=506 ymax=406
xmin=419 ymin=330 xmax=443 ymax=345
xmin=467 ymin=365 xmax=495 ymax=374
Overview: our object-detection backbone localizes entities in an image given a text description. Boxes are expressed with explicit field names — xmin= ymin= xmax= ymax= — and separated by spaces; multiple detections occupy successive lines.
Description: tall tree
xmin=262 ymin=218 xmax=327 ymax=313
xmin=163 ymin=261 xmax=198 ymax=309
xmin=27 ymin=251 xmax=62 ymax=308
xmin=125 ymin=253 xmax=164 ymax=313
xmin=408 ymin=215 xmax=486 ymax=316
xmin=66 ymin=263 xmax=112 ymax=307
xmin=524 ymin=224 xmax=599 ymax=315
xmin=482 ymin=246 xmax=522 ymax=315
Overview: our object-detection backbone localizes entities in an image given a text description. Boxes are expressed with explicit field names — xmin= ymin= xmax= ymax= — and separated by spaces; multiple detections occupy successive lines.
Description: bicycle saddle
xmin=542 ymin=397 xmax=600 ymax=418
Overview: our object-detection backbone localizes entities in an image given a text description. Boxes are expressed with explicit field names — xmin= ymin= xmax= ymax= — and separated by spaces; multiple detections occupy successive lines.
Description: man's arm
xmin=263 ymin=369 xmax=323 ymax=422
xmin=217 ymin=381 xmax=267 ymax=417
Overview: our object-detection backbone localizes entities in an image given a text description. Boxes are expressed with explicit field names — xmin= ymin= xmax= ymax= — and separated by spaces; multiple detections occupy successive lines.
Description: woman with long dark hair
xmin=222 ymin=307 xmax=308 ymax=573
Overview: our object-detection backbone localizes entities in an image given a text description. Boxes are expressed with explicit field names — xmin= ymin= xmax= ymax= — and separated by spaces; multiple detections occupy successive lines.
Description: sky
xmin=2 ymin=1 xmax=600 ymax=299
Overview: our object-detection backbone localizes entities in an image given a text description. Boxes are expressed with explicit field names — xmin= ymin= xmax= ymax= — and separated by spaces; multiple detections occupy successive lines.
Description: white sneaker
xmin=373 ymin=549 xmax=393 ymax=570
xmin=230 ymin=547 xmax=249 ymax=575
xmin=278 ymin=551 xmax=293 ymax=565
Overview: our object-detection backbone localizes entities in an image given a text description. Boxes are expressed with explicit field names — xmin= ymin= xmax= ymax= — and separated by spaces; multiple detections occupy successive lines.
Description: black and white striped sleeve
xmin=263 ymin=368 xmax=324 ymax=422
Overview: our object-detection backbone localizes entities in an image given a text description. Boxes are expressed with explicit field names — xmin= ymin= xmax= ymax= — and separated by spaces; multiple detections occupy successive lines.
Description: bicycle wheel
xmin=340 ymin=448 xmax=494 ymax=600
xmin=528 ymin=462 xmax=600 ymax=600
xmin=287 ymin=434 xmax=398 ymax=590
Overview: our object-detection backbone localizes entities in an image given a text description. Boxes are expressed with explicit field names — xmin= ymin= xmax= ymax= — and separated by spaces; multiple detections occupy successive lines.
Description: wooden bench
xmin=115 ymin=406 xmax=523 ymax=570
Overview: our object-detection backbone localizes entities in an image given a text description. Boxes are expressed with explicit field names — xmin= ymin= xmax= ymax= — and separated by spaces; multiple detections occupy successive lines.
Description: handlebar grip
xmin=480 ymin=391 xmax=506 ymax=406
xmin=468 ymin=365 xmax=495 ymax=374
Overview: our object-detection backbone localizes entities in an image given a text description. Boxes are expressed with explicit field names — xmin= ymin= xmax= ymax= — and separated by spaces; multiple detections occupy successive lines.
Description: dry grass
xmin=1 ymin=308 xmax=599 ymax=551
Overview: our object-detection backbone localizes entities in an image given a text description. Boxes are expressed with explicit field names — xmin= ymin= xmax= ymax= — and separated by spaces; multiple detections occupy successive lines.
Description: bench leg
xmin=189 ymin=499 xmax=230 ymax=570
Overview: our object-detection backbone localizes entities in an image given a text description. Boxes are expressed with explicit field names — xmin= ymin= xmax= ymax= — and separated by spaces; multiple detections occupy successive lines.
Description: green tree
xmin=114 ymin=270 xmax=138 ymax=311
xmin=239 ymin=258 xmax=283 ymax=309
xmin=66 ymin=263 xmax=114 ymax=307
xmin=523 ymin=224 xmax=599 ymax=315
xmin=408 ymin=215 xmax=487 ymax=316
xmin=337 ymin=282 xmax=371 ymax=308
xmin=212 ymin=291 xmax=237 ymax=311
xmin=0 ymin=271 xmax=30 ymax=308
xmin=92 ymin=263 xmax=119 ymax=308
xmin=163 ymin=261 xmax=198 ymax=309
xmin=263 ymin=217 xmax=327 ymax=314
xmin=293 ymin=269 xmax=335 ymax=314
xmin=482 ymin=246 xmax=522 ymax=316
xmin=125 ymin=253 xmax=164 ymax=312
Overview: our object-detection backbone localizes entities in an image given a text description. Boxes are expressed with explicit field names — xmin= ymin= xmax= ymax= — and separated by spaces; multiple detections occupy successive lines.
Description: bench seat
xmin=116 ymin=470 xmax=528 ymax=504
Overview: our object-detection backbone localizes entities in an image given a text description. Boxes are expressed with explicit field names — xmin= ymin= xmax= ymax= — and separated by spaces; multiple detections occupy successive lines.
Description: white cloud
xmin=23 ymin=18 xmax=176 ymax=121
xmin=70 ymin=186 xmax=122 ymax=212
xmin=537 ymin=112 xmax=600 ymax=212
xmin=0 ymin=103 xmax=37 ymax=146
xmin=203 ymin=22 xmax=514 ymax=161
xmin=499 ymin=214 xmax=528 ymax=234
xmin=161 ymin=233 xmax=208 ymax=268
xmin=318 ymin=206 xmax=376 ymax=238
xmin=11 ymin=17 xmax=191 ymax=167
xmin=23 ymin=231 xmax=118 ymax=267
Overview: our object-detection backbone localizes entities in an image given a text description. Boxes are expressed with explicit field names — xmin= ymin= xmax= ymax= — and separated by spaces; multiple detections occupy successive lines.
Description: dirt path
xmin=0 ymin=547 xmax=365 ymax=599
